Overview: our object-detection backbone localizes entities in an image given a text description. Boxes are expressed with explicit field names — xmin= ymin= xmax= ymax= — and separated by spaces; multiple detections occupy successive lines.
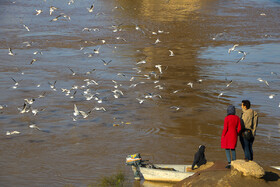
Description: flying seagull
xmin=257 ymin=78 xmax=269 ymax=87
xmin=155 ymin=65 xmax=162 ymax=74
xmin=68 ymin=67 xmax=76 ymax=75
xmin=30 ymin=59 xmax=37 ymax=65
xmin=8 ymin=48 xmax=15 ymax=56
xmin=228 ymin=44 xmax=239 ymax=54
xmin=48 ymin=80 xmax=57 ymax=91
xmin=68 ymin=0 xmax=74 ymax=5
xmin=6 ymin=131 xmax=20 ymax=136
xmin=35 ymin=9 xmax=43 ymax=15
xmin=136 ymin=98 xmax=144 ymax=104
xmin=101 ymin=59 xmax=112 ymax=66
xmin=87 ymin=4 xmax=94 ymax=12
xmin=11 ymin=77 xmax=19 ymax=89
xmin=154 ymin=39 xmax=161 ymax=44
xmin=235 ymin=50 xmax=247 ymax=63
xmin=29 ymin=124 xmax=41 ymax=130
xmin=49 ymin=6 xmax=58 ymax=15
xmin=23 ymin=24 xmax=30 ymax=31
xmin=18 ymin=102 xmax=28 ymax=114
xmin=226 ymin=80 xmax=233 ymax=87
xmin=73 ymin=104 xmax=79 ymax=116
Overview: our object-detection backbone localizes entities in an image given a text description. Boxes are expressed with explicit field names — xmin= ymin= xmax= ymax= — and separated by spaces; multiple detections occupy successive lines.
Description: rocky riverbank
xmin=176 ymin=160 xmax=280 ymax=187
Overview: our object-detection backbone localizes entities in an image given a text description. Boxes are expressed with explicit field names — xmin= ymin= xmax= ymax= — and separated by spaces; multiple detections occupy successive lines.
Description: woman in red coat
xmin=221 ymin=105 xmax=241 ymax=169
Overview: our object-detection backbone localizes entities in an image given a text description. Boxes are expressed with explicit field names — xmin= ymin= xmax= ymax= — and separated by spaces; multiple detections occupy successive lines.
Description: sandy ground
xmin=176 ymin=161 xmax=280 ymax=187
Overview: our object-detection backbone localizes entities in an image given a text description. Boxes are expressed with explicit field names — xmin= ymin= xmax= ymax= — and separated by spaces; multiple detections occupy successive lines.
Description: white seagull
xmin=79 ymin=110 xmax=92 ymax=118
xmin=154 ymin=39 xmax=161 ymax=44
xmin=23 ymin=24 xmax=30 ymax=31
xmin=68 ymin=67 xmax=76 ymax=75
xmin=155 ymin=65 xmax=162 ymax=74
xmin=73 ymin=104 xmax=79 ymax=116
xmin=6 ymin=131 xmax=20 ymax=136
xmin=169 ymin=50 xmax=174 ymax=56
xmin=268 ymin=94 xmax=276 ymax=99
xmin=226 ymin=80 xmax=233 ymax=87
xmin=68 ymin=0 xmax=74 ymax=5
xmin=8 ymin=48 xmax=15 ymax=56
xmin=35 ymin=9 xmax=43 ymax=15
xmin=257 ymin=78 xmax=269 ymax=87
xmin=101 ymin=59 xmax=112 ymax=66
xmin=228 ymin=44 xmax=239 ymax=54
xmin=137 ymin=60 xmax=146 ymax=65
xmin=218 ymin=92 xmax=224 ymax=98
xmin=187 ymin=82 xmax=193 ymax=88
xmin=48 ymin=80 xmax=57 ymax=91
xmin=49 ymin=6 xmax=58 ymax=15
xmin=87 ymin=4 xmax=94 ymax=12
xmin=136 ymin=98 xmax=144 ymax=104
xmin=170 ymin=106 xmax=180 ymax=111
xmin=29 ymin=124 xmax=41 ymax=130
xmin=11 ymin=77 xmax=19 ymax=89
xmin=18 ymin=102 xmax=28 ymax=114
xmin=24 ymin=98 xmax=35 ymax=105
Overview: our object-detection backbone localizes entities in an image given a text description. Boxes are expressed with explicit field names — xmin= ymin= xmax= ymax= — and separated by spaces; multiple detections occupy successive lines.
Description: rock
xmin=186 ymin=162 xmax=214 ymax=172
xmin=231 ymin=159 xmax=265 ymax=178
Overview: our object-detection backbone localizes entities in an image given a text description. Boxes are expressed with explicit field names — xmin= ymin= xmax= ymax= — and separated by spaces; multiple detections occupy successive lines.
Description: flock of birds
xmin=2 ymin=0 xmax=184 ymax=136
xmin=2 ymin=0 xmax=279 ymax=137
xmin=217 ymin=43 xmax=278 ymax=101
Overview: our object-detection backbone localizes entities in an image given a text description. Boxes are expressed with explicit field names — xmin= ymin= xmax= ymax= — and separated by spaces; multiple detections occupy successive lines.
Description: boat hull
xmin=132 ymin=164 xmax=195 ymax=182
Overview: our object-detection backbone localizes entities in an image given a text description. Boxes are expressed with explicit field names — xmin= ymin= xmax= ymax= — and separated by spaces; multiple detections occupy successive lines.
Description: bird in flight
xmin=228 ymin=44 xmax=239 ymax=54
xmin=49 ymin=6 xmax=58 ymax=15
xmin=35 ymin=9 xmax=43 ymax=15
xmin=87 ymin=4 xmax=94 ymax=12
xmin=30 ymin=59 xmax=37 ymax=65
xmin=8 ymin=48 xmax=15 ymax=56
xmin=101 ymin=59 xmax=112 ymax=66
xmin=23 ymin=24 xmax=30 ymax=31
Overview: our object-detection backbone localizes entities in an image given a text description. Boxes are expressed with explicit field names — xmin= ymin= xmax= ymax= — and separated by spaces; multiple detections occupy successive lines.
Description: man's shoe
xmin=244 ymin=158 xmax=249 ymax=162
xmin=225 ymin=164 xmax=231 ymax=169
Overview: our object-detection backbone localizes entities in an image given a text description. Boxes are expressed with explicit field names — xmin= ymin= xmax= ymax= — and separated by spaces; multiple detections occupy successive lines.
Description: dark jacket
xmin=191 ymin=145 xmax=207 ymax=170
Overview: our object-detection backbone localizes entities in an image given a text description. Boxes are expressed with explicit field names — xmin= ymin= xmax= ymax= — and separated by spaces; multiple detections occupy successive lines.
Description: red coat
xmin=221 ymin=115 xmax=241 ymax=149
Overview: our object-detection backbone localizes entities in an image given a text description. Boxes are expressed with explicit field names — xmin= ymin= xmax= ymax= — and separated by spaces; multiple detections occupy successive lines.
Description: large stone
xmin=231 ymin=159 xmax=265 ymax=178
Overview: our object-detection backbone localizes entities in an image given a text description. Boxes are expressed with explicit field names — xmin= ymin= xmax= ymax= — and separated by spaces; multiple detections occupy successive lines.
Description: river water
xmin=0 ymin=0 xmax=280 ymax=186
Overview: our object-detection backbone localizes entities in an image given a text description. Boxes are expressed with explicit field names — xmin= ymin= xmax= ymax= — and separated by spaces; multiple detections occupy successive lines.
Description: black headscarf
xmin=227 ymin=105 xmax=236 ymax=116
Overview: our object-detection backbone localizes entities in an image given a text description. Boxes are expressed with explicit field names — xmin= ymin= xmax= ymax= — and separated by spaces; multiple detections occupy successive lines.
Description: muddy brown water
xmin=0 ymin=0 xmax=280 ymax=186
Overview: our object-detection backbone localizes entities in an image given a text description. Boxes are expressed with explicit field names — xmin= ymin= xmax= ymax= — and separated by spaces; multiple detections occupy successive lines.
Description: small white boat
xmin=131 ymin=164 xmax=195 ymax=182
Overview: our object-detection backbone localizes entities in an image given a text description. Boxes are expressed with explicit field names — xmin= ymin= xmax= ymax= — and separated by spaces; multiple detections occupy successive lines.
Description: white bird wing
xmin=155 ymin=65 xmax=162 ymax=74
xmin=23 ymin=25 xmax=30 ymax=31
xmin=73 ymin=104 xmax=79 ymax=116
xmin=79 ymin=110 xmax=86 ymax=118
xmin=79 ymin=110 xmax=90 ymax=118
xmin=264 ymin=81 xmax=270 ymax=86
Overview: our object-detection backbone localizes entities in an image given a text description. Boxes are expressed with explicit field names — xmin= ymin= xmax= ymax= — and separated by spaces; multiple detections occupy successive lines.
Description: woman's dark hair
xmin=242 ymin=100 xmax=251 ymax=109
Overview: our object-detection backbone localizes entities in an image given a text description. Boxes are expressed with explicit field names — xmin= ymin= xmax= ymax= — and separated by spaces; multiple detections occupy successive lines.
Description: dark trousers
xmin=239 ymin=136 xmax=254 ymax=160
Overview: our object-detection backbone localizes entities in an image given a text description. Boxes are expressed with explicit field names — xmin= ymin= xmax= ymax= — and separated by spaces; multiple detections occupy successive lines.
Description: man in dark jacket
xmin=192 ymin=145 xmax=207 ymax=170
